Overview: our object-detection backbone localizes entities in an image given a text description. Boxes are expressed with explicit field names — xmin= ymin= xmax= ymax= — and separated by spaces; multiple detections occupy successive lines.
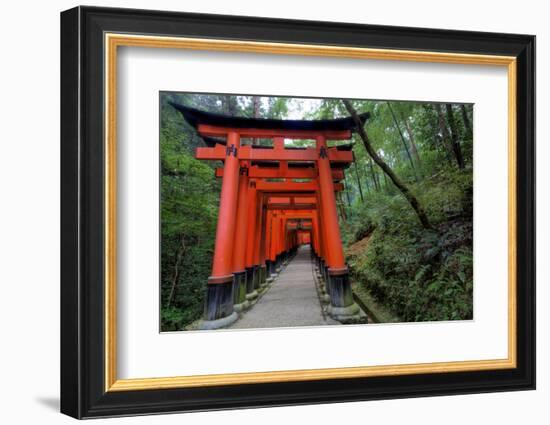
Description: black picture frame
xmin=61 ymin=5 xmax=535 ymax=419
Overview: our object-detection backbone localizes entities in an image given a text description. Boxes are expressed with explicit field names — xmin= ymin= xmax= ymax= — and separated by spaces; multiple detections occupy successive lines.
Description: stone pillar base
xmin=200 ymin=311 xmax=238 ymax=330
xmin=327 ymin=303 xmax=360 ymax=320
xmin=233 ymin=300 xmax=250 ymax=312
xmin=245 ymin=290 xmax=259 ymax=301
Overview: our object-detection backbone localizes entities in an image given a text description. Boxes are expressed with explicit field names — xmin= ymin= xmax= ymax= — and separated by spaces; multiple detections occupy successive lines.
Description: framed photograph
xmin=60 ymin=6 xmax=535 ymax=419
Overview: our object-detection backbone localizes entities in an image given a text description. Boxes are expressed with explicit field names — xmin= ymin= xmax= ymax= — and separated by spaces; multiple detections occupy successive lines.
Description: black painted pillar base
xmin=317 ymin=260 xmax=331 ymax=305
xmin=232 ymin=270 xmax=249 ymax=312
xmin=319 ymin=259 xmax=329 ymax=284
xmin=254 ymin=265 xmax=265 ymax=288
xmin=245 ymin=267 xmax=258 ymax=301
xmin=259 ymin=264 xmax=267 ymax=285
xmin=275 ymin=255 xmax=282 ymax=272
xmin=282 ymin=251 xmax=289 ymax=265
xmin=326 ymin=268 xmax=360 ymax=320
xmin=267 ymin=259 xmax=277 ymax=280
xmin=315 ymin=257 xmax=323 ymax=279
xmin=324 ymin=263 xmax=331 ymax=294
xmin=252 ymin=265 xmax=260 ymax=291
xmin=201 ymin=276 xmax=238 ymax=329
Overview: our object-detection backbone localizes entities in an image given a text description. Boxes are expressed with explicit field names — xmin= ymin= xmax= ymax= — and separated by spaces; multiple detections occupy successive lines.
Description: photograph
xmin=160 ymin=92 xmax=474 ymax=331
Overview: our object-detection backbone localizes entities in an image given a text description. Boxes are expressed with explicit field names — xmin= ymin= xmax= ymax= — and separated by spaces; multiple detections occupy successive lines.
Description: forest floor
xmin=229 ymin=246 xmax=339 ymax=329
xmin=347 ymin=236 xmax=401 ymax=323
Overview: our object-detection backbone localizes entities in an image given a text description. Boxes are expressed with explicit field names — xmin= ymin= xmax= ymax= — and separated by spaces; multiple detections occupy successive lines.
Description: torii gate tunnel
xmin=172 ymin=104 xmax=369 ymax=329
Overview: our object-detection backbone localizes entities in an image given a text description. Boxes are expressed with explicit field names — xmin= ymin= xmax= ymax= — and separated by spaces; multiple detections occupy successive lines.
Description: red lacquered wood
xmin=316 ymin=135 xmax=346 ymax=269
xmin=208 ymin=132 xmax=241 ymax=281
xmin=232 ymin=162 xmax=249 ymax=273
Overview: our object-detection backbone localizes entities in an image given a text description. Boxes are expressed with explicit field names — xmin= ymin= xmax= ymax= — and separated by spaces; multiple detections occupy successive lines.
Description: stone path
xmin=229 ymin=245 xmax=338 ymax=329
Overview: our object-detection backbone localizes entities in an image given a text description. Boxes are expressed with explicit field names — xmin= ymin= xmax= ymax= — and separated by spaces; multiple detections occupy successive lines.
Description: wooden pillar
xmin=276 ymin=214 xmax=284 ymax=270
xmin=271 ymin=212 xmax=281 ymax=271
xmin=265 ymin=210 xmax=275 ymax=278
xmin=316 ymin=135 xmax=359 ymax=319
xmin=281 ymin=216 xmax=289 ymax=263
xmin=256 ymin=194 xmax=267 ymax=285
xmin=202 ymin=131 xmax=241 ymax=328
xmin=317 ymin=135 xmax=345 ymax=269
xmin=316 ymin=185 xmax=331 ymax=277
xmin=278 ymin=215 xmax=284 ymax=267
xmin=231 ymin=163 xmax=250 ymax=311
xmin=312 ymin=211 xmax=321 ymax=257
xmin=245 ymin=180 xmax=261 ymax=295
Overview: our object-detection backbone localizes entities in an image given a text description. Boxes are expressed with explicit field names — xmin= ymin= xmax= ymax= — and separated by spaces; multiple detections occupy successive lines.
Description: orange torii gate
xmin=171 ymin=104 xmax=367 ymax=329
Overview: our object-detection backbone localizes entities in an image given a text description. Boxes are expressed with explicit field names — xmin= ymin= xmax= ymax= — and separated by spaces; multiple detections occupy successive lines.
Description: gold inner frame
xmin=104 ymin=33 xmax=517 ymax=392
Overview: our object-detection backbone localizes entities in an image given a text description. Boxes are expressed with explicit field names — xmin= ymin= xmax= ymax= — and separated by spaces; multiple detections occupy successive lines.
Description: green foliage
xmin=338 ymin=100 xmax=473 ymax=322
xmin=159 ymin=92 xmax=474 ymax=328
xmin=160 ymin=92 xmax=225 ymax=331
xmin=345 ymin=165 xmax=473 ymax=322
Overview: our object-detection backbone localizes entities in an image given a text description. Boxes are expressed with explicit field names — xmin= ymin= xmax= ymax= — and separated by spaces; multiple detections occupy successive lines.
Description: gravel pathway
xmin=229 ymin=245 xmax=338 ymax=329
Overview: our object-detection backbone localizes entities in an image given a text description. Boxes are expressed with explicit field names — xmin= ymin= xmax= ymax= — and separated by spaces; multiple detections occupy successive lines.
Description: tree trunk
xmin=387 ymin=102 xmax=418 ymax=180
xmin=353 ymin=153 xmax=365 ymax=202
xmin=252 ymin=96 xmax=261 ymax=145
xmin=382 ymin=172 xmax=390 ymax=192
xmin=436 ymin=104 xmax=456 ymax=165
xmin=166 ymin=235 xmax=185 ymax=308
xmin=400 ymin=110 xmax=422 ymax=168
xmin=343 ymin=177 xmax=352 ymax=207
xmin=445 ymin=104 xmax=465 ymax=169
xmin=343 ymin=100 xmax=433 ymax=229
xmin=359 ymin=160 xmax=371 ymax=194
xmin=374 ymin=162 xmax=382 ymax=190
xmin=367 ymin=158 xmax=380 ymax=191
xmin=224 ymin=96 xmax=238 ymax=115
xmin=460 ymin=104 xmax=473 ymax=138
xmin=338 ymin=193 xmax=348 ymax=223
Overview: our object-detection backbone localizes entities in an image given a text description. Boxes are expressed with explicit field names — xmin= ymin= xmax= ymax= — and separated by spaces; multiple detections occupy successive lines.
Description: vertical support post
xmin=283 ymin=217 xmax=288 ymax=261
xmin=312 ymin=211 xmax=321 ymax=258
xmin=316 ymin=135 xmax=359 ymax=320
xmin=256 ymin=194 xmax=267 ymax=286
xmin=274 ymin=213 xmax=280 ymax=271
xmin=316 ymin=185 xmax=331 ymax=287
xmin=245 ymin=180 xmax=261 ymax=297
xmin=232 ymin=163 xmax=250 ymax=312
xmin=202 ymin=131 xmax=241 ymax=329
xmin=265 ymin=210 xmax=275 ymax=280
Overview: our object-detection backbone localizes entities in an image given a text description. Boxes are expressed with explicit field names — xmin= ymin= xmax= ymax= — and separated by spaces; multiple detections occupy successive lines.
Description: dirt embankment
xmin=346 ymin=235 xmax=371 ymax=258
xmin=345 ymin=233 xmax=401 ymax=324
